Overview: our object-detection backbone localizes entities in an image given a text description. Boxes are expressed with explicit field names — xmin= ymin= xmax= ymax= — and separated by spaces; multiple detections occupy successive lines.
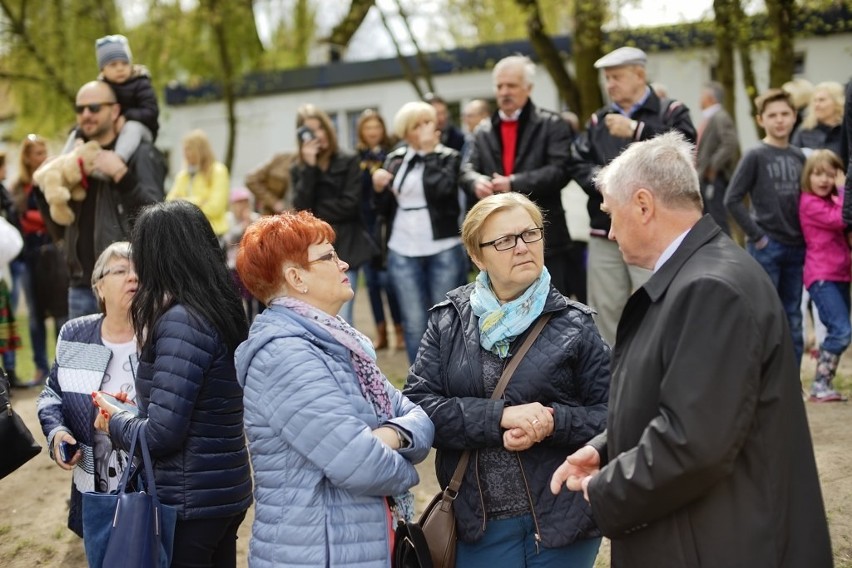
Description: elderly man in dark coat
xmin=460 ymin=55 xmax=578 ymax=297
xmin=551 ymin=132 xmax=832 ymax=568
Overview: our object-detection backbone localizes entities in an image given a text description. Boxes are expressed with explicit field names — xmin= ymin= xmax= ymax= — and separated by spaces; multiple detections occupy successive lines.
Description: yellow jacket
xmin=167 ymin=162 xmax=230 ymax=235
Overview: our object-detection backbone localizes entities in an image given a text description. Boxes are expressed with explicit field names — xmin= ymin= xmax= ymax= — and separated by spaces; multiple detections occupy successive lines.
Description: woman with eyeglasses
xmin=291 ymin=104 xmax=377 ymax=325
xmin=372 ymin=101 xmax=469 ymax=363
xmin=36 ymin=241 xmax=138 ymax=539
xmin=233 ymin=210 xmax=433 ymax=567
xmin=403 ymin=193 xmax=611 ymax=568
xmin=93 ymin=201 xmax=252 ymax=568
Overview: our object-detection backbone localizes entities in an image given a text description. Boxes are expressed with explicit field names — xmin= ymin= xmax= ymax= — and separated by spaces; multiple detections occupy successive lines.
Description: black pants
xmin=702 ymin=175 xmax=731 ymax=236
xmin=171 ymin=510 xmax=247 ymax=568
xmin=546 ymin=244 xmax=588 ymax=303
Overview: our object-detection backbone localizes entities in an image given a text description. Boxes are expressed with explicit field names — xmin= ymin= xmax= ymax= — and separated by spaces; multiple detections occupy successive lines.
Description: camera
xmin=297 ymin=125 xmax=315 ymax=144
xmin=59 ymin=440 xmax=79 ymax=463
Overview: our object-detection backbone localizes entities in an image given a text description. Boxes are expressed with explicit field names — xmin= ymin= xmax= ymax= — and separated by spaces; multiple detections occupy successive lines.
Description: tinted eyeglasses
xmin=74 ymin=102 xmax=115 ymax=114
xmin=479 ymin=227 xmax=544 ymax=251
xmin=308 ymin=250 xmax=341 ymax=264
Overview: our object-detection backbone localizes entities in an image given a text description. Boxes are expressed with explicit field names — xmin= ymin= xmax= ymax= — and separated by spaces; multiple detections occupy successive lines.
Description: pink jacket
xmin=799 ymin=189 xmax=851 ymax=288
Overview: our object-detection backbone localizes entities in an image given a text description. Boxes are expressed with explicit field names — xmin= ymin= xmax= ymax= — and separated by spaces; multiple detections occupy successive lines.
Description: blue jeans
xmin=456 ymin=514 xmax=601 ymax=568
xmin=747 ymin=239 xmax=805 ymax=365
xmin=388 ymin=245 xmax=467 ymax=363
xmin=363 ymin=263 xmax=402 ymax=325
xmin=68 ymin=287 xmax=99 ymax=320
xmin=807 ymin=280 xmax=851 ymax=355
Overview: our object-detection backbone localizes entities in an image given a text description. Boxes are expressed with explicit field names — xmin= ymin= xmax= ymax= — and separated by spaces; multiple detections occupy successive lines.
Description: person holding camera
xmin=291 ymin=104 xmax=377 ymax=325
xmin=36 ymin=241 xmax=138 ymax=538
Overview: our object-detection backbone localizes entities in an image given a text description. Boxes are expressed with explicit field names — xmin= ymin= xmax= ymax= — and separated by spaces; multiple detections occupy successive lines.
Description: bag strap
xmin=444 ymin=313 xmax=552 ymax=496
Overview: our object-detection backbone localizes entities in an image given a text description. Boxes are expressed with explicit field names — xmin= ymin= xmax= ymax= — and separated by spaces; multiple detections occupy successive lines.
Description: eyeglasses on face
xmin=74 ymin=102 xmax=116 ymax=114
xmin=308 ymin=250 xmax=341 ymax=265
xmin=479 ymin=227 xmax=544 ymax=251
xmin=100 ymin=265 xmax=133 ymax=279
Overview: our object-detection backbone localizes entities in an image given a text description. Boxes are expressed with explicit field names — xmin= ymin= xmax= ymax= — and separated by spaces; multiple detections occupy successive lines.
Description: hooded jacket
xmin=235 ymin=304 xmax=434 ymax=568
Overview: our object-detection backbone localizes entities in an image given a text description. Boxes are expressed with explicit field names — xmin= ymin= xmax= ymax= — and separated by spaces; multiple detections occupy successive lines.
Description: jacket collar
xmin=641 ymin=215 xmax=721 ymax=303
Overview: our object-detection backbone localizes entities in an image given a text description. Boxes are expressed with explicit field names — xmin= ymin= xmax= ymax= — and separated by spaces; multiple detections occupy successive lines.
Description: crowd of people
xmin=0 ymin=30 xmax=847 ymax=567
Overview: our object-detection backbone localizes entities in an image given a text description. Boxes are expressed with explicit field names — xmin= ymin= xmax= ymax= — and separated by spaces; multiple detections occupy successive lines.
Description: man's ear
xmin=634 ymin=188 xmax=655 ymax=221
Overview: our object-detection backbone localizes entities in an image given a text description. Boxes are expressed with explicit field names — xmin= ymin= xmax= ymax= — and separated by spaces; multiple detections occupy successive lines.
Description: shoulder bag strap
xmin=444 ymin=313 xmax=553 ymax=495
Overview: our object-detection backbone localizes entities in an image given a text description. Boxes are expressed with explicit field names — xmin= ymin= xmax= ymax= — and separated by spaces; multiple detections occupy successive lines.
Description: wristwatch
xmin=391 ymin=426 xmax=410 ymax=449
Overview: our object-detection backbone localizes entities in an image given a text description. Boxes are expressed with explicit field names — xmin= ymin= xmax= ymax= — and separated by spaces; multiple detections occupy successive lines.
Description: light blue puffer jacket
xmin=234 ymin=304 xmax=434 ymax=568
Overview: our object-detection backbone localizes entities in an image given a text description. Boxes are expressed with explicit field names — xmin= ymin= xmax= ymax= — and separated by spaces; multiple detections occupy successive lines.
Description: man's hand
xmin=604 ymin=114 xmax=638 ymax=139
xmin=491 ymin=173 xmax=512 ymax=193
xmin=474 ymin=177 xmax=495 ymax=199
xmin=93 ymin=150 xmax=128 ymax=182
xmin=550 ymin=445 xmax=601 ymax=502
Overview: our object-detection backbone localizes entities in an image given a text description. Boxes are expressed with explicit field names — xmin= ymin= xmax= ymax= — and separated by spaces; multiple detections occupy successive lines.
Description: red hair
xmin=236 ymin=211 xmax=336 ymax=303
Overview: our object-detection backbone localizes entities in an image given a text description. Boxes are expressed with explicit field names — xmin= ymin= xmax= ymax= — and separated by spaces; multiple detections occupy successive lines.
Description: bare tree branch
xmin=393 ymin=0 xmax=434 ymax=94
xmin=376 ymin=3 xmax=425 ymax=98
xmin=327 ymin=0 xmax=376 ymax=61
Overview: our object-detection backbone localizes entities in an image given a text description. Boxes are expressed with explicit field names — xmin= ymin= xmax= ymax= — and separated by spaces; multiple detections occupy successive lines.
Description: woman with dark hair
xmin=291 ymin=103 xmax=377 ymax=325
xmin=356 ymin=109 xmax=404 ymax=350
xmin=94 ymin=200 xmax=252 ymax=568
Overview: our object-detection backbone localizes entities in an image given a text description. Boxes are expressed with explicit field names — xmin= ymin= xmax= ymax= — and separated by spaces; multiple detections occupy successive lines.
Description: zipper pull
xmin=534 ymin=532 xmax=541 ymax=554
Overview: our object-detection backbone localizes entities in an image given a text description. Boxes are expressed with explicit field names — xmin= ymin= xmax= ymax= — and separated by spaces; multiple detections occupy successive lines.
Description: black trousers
xmin=171 ymin=510 xmax=247 ymax=568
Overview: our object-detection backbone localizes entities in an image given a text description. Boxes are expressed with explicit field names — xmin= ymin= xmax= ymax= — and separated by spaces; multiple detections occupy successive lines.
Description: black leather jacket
xmin=403 ymin=284 xmax=611 ymax=548
xmin=381 ymin=144 xmax=462 ymax=242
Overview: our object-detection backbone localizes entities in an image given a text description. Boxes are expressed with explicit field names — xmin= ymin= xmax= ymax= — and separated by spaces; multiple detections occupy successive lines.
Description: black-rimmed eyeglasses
xmin=479 ymin=227 xmax=544 ymax=251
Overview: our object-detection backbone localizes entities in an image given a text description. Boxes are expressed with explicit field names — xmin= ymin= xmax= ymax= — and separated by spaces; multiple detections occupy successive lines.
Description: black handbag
xmin=0 ymin=366 xmax=41 ymax=480
xmin=393 ymin=314 xmax=552 ymax=568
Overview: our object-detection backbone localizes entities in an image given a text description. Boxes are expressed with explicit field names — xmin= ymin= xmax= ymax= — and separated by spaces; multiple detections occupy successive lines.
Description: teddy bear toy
xmin=33 ymin=140 xmax=101 ymax=226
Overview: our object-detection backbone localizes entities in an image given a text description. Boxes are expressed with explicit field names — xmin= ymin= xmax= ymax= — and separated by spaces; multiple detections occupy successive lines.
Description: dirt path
xmin=1 ymin=294 xmax=850 ymax=566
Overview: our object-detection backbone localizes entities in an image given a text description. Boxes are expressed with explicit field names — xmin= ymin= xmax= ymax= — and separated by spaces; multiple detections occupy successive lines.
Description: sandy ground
xmin=1 ymin=291 xmax=850 ymax=567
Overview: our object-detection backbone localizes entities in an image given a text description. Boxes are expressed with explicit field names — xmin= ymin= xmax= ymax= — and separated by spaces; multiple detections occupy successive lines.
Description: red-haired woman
xmin=234 ymin=210 xmax=433 ymax=567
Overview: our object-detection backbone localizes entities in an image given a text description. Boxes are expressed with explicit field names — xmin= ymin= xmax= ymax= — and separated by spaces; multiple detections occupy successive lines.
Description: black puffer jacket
xmin=403 ymin=284 xmax=610 ymax=548
xmin=108 ymin=304 xmax=252 ymax=520
xmin=103 ymin=64 xmax=160 ymax=139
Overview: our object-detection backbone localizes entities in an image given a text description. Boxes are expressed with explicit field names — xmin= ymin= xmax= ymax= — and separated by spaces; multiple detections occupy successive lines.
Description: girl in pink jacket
xmin=799 ymin=149 xmax=849 ymax=402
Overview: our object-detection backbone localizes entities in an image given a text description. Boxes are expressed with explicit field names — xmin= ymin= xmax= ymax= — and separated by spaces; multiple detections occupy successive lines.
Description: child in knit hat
xmin=63 ymin=34 xmax=159 ymax=166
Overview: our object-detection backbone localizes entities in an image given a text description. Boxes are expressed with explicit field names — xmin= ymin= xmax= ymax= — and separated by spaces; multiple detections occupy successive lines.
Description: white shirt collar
xmin=702 ymin=103 xmax=721 ymax=120
xmin=498 ymin=108 xmax=522 ymax=122
xmin=653 ymin=228 xmax=691 ymax=273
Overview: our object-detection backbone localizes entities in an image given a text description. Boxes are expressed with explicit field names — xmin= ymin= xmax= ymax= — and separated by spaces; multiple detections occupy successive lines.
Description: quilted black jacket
xmin=403 ymin=284 xmax=611 ymax=548
xmin=108 ymin=304 xmax=252 ymax=520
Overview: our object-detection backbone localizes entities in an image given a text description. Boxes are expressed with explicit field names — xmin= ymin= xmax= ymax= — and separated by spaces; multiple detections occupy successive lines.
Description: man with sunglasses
xmin=38 ymin=81 xmax=165 ymax=318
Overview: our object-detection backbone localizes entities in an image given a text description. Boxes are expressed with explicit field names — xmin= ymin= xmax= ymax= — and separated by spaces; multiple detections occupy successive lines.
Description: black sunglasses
xmin=74 ymin=102 xmax=116 ymax=114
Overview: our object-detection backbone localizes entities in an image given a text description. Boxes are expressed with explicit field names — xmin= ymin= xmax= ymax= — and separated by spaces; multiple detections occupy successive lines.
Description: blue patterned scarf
xmin=270 ymin=297 xmax=415 ymax=522
xmin=469 ymin=267 xmax=550 ymax=358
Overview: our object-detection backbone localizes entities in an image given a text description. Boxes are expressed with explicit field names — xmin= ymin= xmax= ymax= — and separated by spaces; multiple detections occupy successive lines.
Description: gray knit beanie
xmin=95 ymin=34 xmax=132 ymax=69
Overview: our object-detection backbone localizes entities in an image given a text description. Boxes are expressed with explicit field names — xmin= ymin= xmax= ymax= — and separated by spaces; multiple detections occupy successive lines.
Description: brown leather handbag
xmin=393 ymin=314 xmax=552 ymax=568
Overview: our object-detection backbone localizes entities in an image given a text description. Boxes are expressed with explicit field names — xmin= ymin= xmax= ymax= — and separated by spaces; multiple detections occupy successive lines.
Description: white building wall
xmin=159 ymin=33 xmax=851 ymax=189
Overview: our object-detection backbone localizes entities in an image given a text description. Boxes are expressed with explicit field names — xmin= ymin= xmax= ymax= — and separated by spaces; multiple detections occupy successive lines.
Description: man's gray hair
xmin=594 ymin=132 xmax=703 ymax=211
xmin=705 ymin=81 xmax=725 ymax=105
xmin=493 ymin=55 xmax=536 ymax=87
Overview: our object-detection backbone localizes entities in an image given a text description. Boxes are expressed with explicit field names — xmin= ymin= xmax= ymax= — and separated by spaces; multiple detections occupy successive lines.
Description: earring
xmin=301 ymin=288 xmax=308 ymax=294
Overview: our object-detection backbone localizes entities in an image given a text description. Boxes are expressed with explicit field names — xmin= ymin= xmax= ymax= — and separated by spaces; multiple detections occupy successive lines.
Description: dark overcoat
xmin=587 ymin=215 xmax=832 ymax=567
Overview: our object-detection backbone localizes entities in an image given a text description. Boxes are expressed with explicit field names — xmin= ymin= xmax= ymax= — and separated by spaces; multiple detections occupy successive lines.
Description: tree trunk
xmin=514 ymin=0 xmax=580 ymax=114
xmin=712 ymin=0 xmax=738 ymax=121
xmin=202 ymin=0 xmax=237 ymax=170
xmin=327 ymin=0 xmax=376 ymax=61
xmin=766 ymin=0 xmax=796 ymax=88
xmin=376 ymin=4 xmax=425 ymax=98
xmin=573 ymin=0 xmax=605 ymax=124
xmin=733 ymin=0 xmax=761 ymax=138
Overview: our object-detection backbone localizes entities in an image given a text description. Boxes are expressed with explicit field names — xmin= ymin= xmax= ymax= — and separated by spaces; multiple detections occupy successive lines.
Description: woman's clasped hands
xmin=500 ymin=402 xmax=555 ymax=451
